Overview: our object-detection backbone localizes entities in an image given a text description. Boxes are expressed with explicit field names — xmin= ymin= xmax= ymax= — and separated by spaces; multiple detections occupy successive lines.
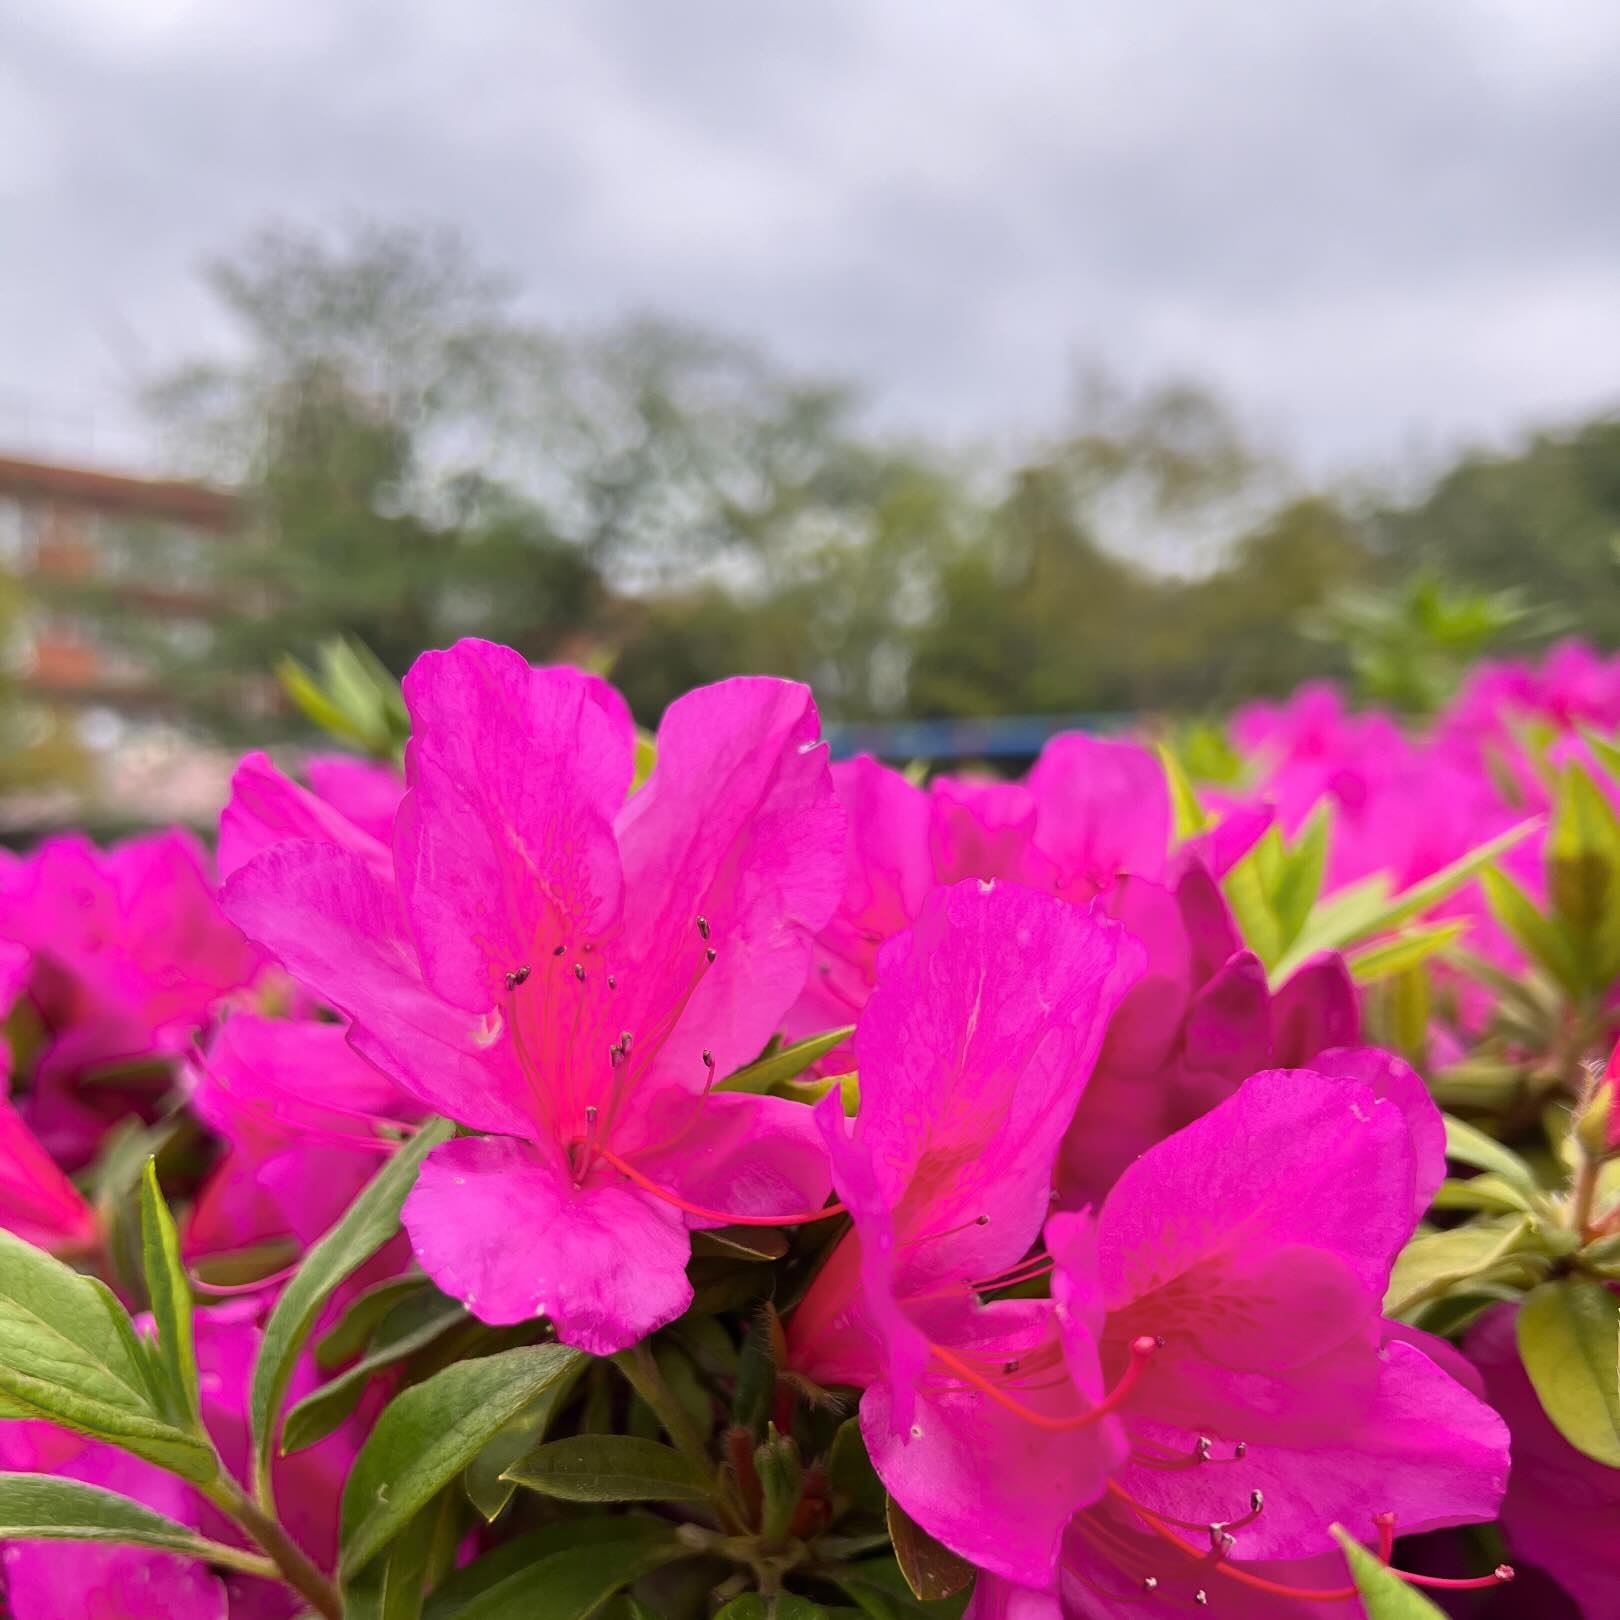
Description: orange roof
xmin=0 ymin=453 xmax=237 ymax=531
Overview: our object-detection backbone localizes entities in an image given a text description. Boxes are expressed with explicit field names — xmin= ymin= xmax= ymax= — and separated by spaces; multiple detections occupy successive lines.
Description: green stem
xmin=185 ymin=1540 xmax=283 ymax=1581
xmin=1572 ymin=1156 xmax=1601 ymax=1240
xmin=611 ymin=1343 xmax=710 ymax=1470
xmin=204 ymin=1478 xmax=341 ymax=1620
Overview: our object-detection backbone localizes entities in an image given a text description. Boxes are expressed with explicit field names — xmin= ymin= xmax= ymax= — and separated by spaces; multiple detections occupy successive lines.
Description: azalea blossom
xmin=0 ymin=830 xmax=260 ymax=1168
xmin=788 ymin=877 xmax=1145 ymax=1587
xmin=974 ymin=1053 xmax=1511 ymax=1617
xmin=222 ymin=638 xmax=845 ymax=1355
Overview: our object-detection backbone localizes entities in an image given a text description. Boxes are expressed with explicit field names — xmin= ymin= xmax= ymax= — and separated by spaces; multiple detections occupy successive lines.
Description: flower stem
xmin=204 ymin=1477 xmax=342 ymax=1620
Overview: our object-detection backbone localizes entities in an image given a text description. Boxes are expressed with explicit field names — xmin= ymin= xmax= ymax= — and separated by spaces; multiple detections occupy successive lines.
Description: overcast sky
xmin=4 ymin=0 xmax=1620 ymax=479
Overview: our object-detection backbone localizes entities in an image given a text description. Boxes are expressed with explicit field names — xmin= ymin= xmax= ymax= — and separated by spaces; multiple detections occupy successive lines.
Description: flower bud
xmin=753 ymin=1422 xmax=803 ymax=1547
xmin=1573 ymin=1038 xmax=1620 ymax=1161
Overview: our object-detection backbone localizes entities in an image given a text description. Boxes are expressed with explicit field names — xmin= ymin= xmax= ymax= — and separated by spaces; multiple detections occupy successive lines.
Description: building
xmin=0 ymin=452 xmax=239 ymax=710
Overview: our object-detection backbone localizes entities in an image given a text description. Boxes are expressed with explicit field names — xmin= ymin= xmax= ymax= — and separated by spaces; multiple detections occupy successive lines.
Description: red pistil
xmin=927 ymin=1333 xmax=1159 ymax=1430
xmin=595 ymin=1144 xmax=848 ymax=1227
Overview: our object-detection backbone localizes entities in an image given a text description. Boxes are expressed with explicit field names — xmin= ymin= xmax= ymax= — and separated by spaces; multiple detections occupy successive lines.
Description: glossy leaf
xmin=251 ymin=1117 xmax=453 ymax=1494
xmin=340 ymin=1343 xmax=581 ymax=1578
xmin=315 ymin=1277 xmax=434 ymax=1370
xmin=1441 ymin=1114 xmax=1538 ymax=1193
xmin=0 ymin=1473 xmax=249 ymax=1564
xmin=504 ymin=1434 xmax=713 ymax=1503
xmin=1330 ymin=1526 xmax=1448 ymax=1617
xmin=886 ymin=1495 xmax=975 ymax=1602
xmin=716 ymin=1027 xmax=856 ymax=1095
xmin=0 ymin=1228 xmax=215 ymax=1481
xmin=421 ymin=1518 xmax=684 ymax=1620
xmin=715 ymin=1598 xmax=829 ymax=1620
xmin=1349 ymin=920 xmax=1468 ymax=983
xmin=138 ymin=1158 xmax=200 ymax=1430
xmin=1517 ymin=1278 xmax=1620 ymax=1466
xmin=345 ymin=1489 xmax=463 ymax=1620
xmin=464 ymin=1358 xmax=586 ymax=1523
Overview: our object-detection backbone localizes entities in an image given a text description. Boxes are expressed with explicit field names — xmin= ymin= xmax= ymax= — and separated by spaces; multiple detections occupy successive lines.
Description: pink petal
xmin=0 ymin=1097 xmax=98 ymax=1253
xmin=302 ymin=754 xmax=404 ymax=846
xmin=613 ymin=677 xmax=845 ymax=1090
xmin=1027 ymin=734 xmax=1171 ymax=887
xmin=218 ymin=752 xmax=391 ymax=880
xmin=221 ymin=843 xmax=532 ymax=1137
xmin=1316 ymin=1047 xmax=1446 ymax=1220
xmin=403 ymin=1135 xmax=692 ymax=1355
xmin=397 ymin=641 xmax=632 ymax=1012
xmin=1271 ymin=953 xmax=1360 ymax=1063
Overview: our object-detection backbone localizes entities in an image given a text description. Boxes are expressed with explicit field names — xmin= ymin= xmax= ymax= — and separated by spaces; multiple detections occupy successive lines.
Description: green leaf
xmin=345 ymin=1490 xmax=464 ymax=1620
xmin=1349 ymin=920 xmax=1468 ymax=983
xmin=252 ymin=1117 xmax=453 ymax=1494
xmin=827 ymin=1417 xmax=885 ymax=1515
xmin=1156 ymin=742 xmax=1208 ymax=840
xmin=716 ymin=1027 xmax=856 ymax=1095
xmin=1224 ymin=828 xmax=1284 ymax=967
xmin=715 ymin=1598 xmax=829 ymax=1620
xmin=340 ymin=1343 xmax=582 ymax=1578
xmin=1517 ymin=1278 xmax=1620 ymax=1466
xmin=315 ymin=1277 xmax=434 ymax=1370
xmin=0 ymin=1229 xmax=215 ymax=1481
xmin=138 ymin=1159 xmax=200 ymax=1429
xmin=1441 ymin=1114 xmax=1538 ymax=1193
xmin=1384 ymin=1218 xmax=1532 ymax=1317
xmin=1271 ymin=806 xmax=1331 ymax=957
xmin=1479 ymin=865 xmax=1580 ymax=992
xmin=1329 ymin=1525 xmax=1448 ymax=1617
xmin=421 ymin=1519 xmax=684 ymax=1620
xmin=282 ymin=1290 xmax=468 ymax=1455
xmin=0 ymin=1473 xmax=256 ymax=1565
xmin=1275 ymin=818 xmax=1540 ymax=981
xmin=464 ymin=1357 xmax=586 ymax=1523
xmin=1580 ymin=726 xmax=1620 ymax=786
xmin=1548 ymin=762 xmax=1620 ymax=987
xmin=886 ymin=1495 xmax=975 ymax=1602
xmin=1428 ymin=1175 xmax=1534 ymax=1215
xmin=504 ymin=1434 xmax=713 ymax=1503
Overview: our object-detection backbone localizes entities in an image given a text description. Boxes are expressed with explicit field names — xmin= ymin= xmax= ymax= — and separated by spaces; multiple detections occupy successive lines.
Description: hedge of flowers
xmin=0 ymin=635 xmax=1617 ymax=1619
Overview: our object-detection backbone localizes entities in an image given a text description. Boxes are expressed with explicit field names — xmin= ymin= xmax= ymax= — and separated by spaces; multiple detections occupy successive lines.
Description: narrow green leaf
xmin=345 ymin=1490 xmax=463 ymax=1620
xmin=1548 ymin=762 xmax=1620 ymax=986
xmin=0 ymin=1473 xmax=251 ymax=1563
xmin=503 ymin=1434 xmax=713 ymax=1503
xmin=138 ymin=1159 xmax=200 ymax=1429
xmin=1441 ymin=1114 xmax=1538 ymax=1193
xmin=1517 ymin=1278 xmax=1620 ymax=1466
xmin=1276 ymin=818 xmax=1540 ymax=981
xmin=282 ymin=1291 xmax=468 ymax=1455
xmin=340 ymin=1343 xmax=582 ymax=1578
xmin=1349 ymin=920 xmax=1468 ymax=984
xmin=1579 ymin=726 xmax=1620 ymax=785
xmin=0 ymin=1229 xmax=215 ymax=1481
xmin=1155 ymin=742 xmax=1208 ymax=840
xmin=1271 ymin=806 xmax=1331 ymax=958
xmin=420 ymin=1519 xmax=684 ymax=1620
xmin=1224 ymin=829 xmax=1284 ymax=968
xmin=827 ymin=1417 xmax=885 ymax=1514
xmin=315 ymin=1277 xmax=434 ymax=1370
xmin=715 ymin=1597 xmax=829 ymax=1620
xmin=1479 ymin=866 xmax=1579 ymax=991
xmin=252 ymin=1117 xmax=453 ymax=1495
xmin=1384 ymin=1218 xmax=1532 ymax=1316
xmin=1428 ymin=1175 xmax=1534 ymax=1215
xmin=1329 ymin=1526 xmax=1448 ymax=1617
xmin=464 ymin=1358 xmax=586 ymax=1523
xmin=716 ymin=1027 xmax=856 ymax=1095
xmin=886 ymin=1495 xmax=975 ymax=1602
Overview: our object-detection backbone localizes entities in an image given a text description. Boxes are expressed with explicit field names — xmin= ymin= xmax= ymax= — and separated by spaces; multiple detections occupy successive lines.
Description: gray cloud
xmin=3 ymin=0 xmax=1619 ymax=474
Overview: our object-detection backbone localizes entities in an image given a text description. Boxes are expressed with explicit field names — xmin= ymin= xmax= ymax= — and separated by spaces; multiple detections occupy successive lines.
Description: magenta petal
xmin=218 ymin=752 xmax=391 ymax=880
xmin=2 ymin=1540 xmax=229 ymax=1620
xmin=862 ymin=1298 xmax=1123 ymax=1589
xmin=614 ymin=676 xmax=845 ymax=1087
xmin=1316 ymin=1046 xmax=1447 ymax=1219
xmin=0 ymin=1096 xmax=98 ymax=1253
xmin=404 ymin=1136 xmax=692 ymax=1354
xmin=1027 ymin=733 xmax=1171 ymax=886
xmin=1180 ymin=949 xmax=1273 ymax=1082
xmin=302 ymin=754 xmax=404 ymax=846
xmin=962 ymin=1578 xmax=1061 ymax=1620
xmin=622 ymin=1091 xmax=832 ymax=1227
xmin=398 ymin=641 xmax=631 ymax=1012
xmin=1270 ymin=952 xmax=1360 ymax=1063
xmin=1098 ymin=1069 xmax=1417 ymax=1309
xmin=221 ymin=842 xmax=533 ymax=1137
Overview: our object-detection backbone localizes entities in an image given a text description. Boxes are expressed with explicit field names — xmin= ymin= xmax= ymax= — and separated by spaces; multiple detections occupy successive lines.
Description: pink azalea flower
xmin=1465 ymin=1303 xmax=1620 ymax=1619
xmin=184 ymin=1013 xmax=423 ymax=1258
xmin=0 ymin=831 xmax=261 ymax=1168
xmin=222 ymin=638 xmax=845 ymax=1355
xmin=973 ymin=1054 xmax=1510 ymax=1617
xmin=1056 ymin=868 xmax=1359 ymax=1206
xmin=0 ymin=1302 xmax=354 ymax=1620
xmin=788 ymin=878 xmax=1145 ymax=1588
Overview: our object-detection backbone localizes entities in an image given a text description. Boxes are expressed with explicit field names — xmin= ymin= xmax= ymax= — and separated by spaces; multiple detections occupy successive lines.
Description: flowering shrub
xmin=0 ymin=635 xmax=1616 ymax=1619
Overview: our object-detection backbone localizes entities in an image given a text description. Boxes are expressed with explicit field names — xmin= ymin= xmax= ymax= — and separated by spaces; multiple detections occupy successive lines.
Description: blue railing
xmin=822 ymin=712 xmax=1131 ymax=762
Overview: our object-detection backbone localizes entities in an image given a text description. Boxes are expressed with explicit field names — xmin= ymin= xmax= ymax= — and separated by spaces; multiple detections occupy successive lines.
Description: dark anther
xmin=702 ymin=1048 xmax=714 ymax=1067
xmin=574 ymin=963 xmax=586 ymax=982
xmin=705 ymin=946 xmax=718 ymax=964
xmin=585 ymin=1105 xmax=598 ymax=1123
xmin=696 ymin=915 xmax=711 ymax=939
xmin=1250 ymin=1490 xmax=1264 ymax=1513
xmin=504 ymin=965 xmax=531 ymax=989
xmin=607 ymin=975 xmax=617 ymax=989
xmin=975 ymin=1214 xmax=989 ymax=1225
xmin=1153 ymin=1334 xmax=1166 ymax=1348
xmin=1003 ymin=1359 xmax=1020 ymax=1374
xmin=552 ymin=944 xmax=566 ymax=957
xmin=1233 ymin=1441 xmax=1248 ymax=1459
xmin=619 ymin=1031 xmax=632 ymax=1053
